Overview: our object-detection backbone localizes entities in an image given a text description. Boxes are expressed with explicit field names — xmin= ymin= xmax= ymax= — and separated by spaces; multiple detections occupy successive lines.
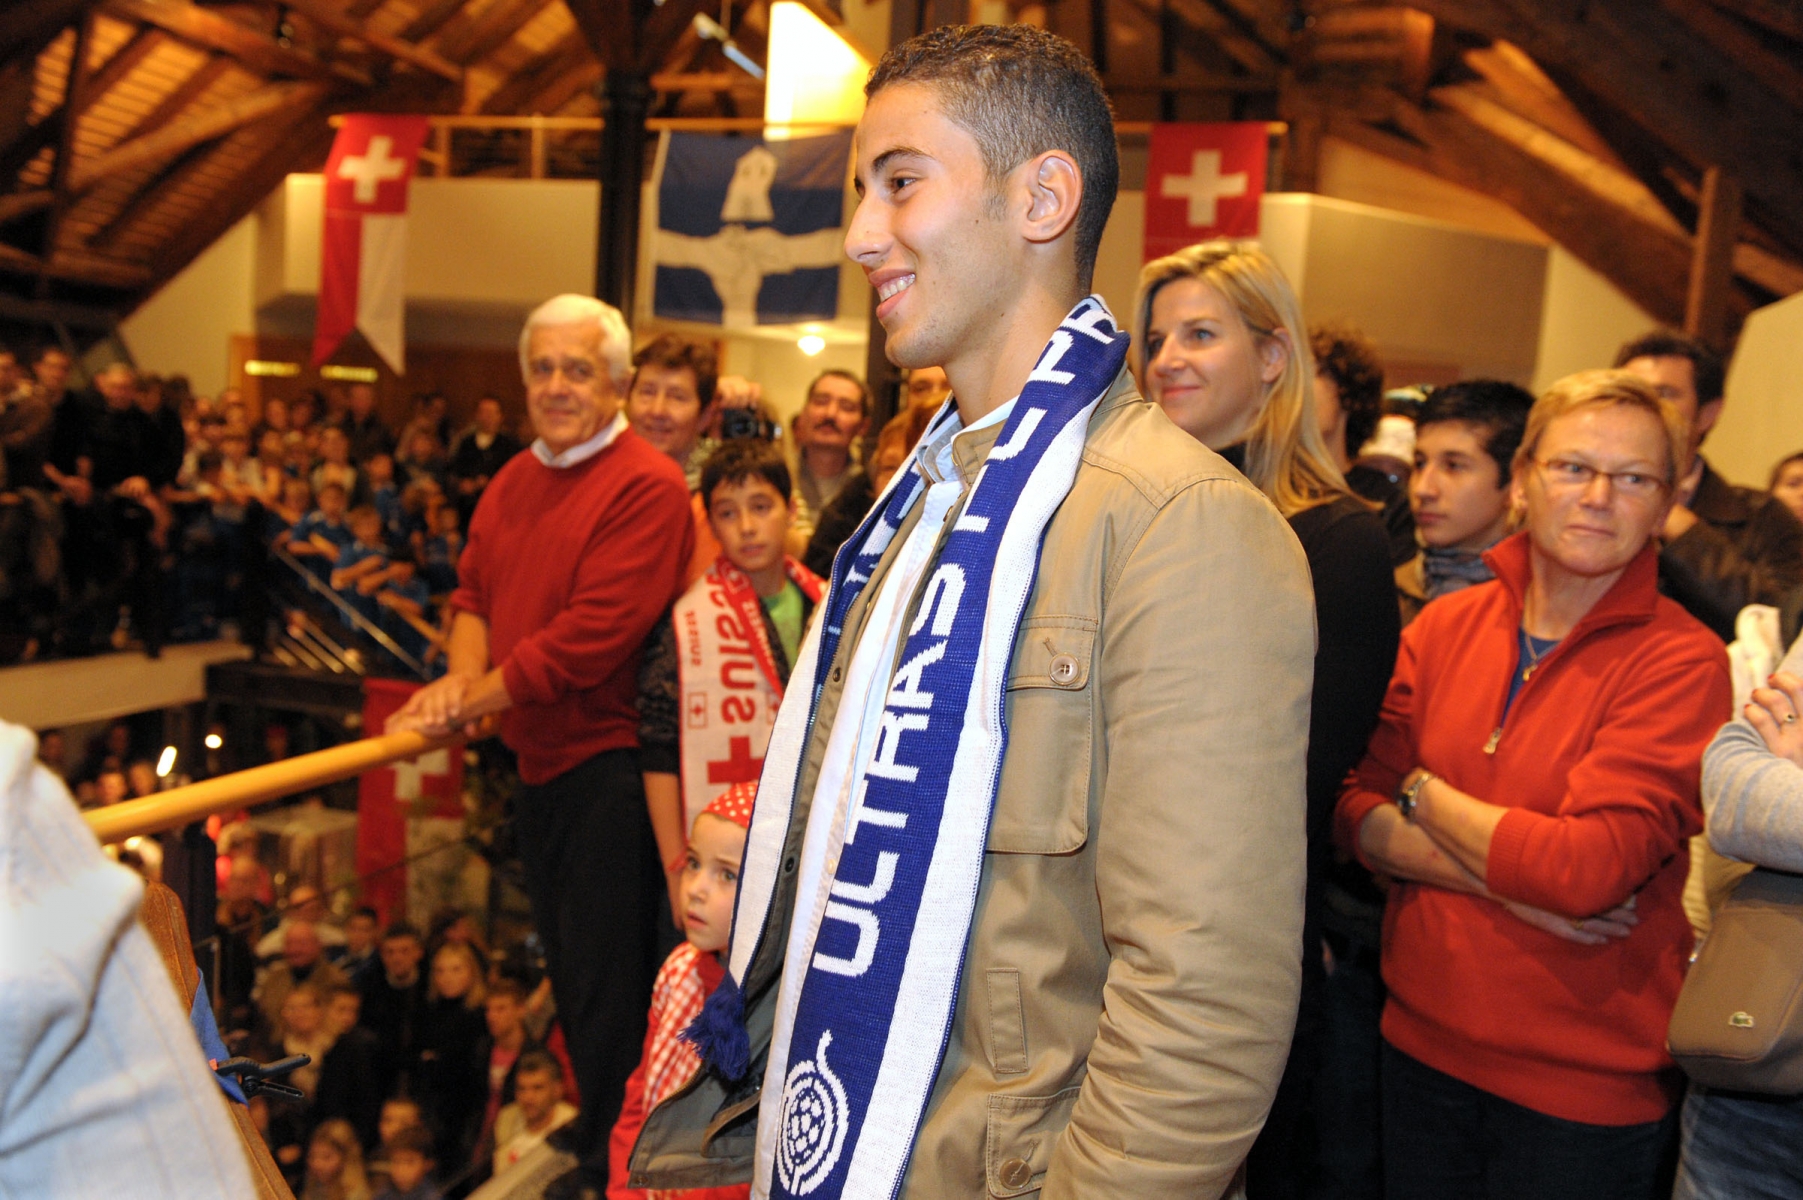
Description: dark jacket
xmin=1659 ymin=461 xmax=1803 ymax=642
xmin=314 ymin=1025 xmax=383 ymax=1149
xmin=802 ymin=469 xmax=876 ymax=579
xmin=359 ymin=970 xmax=428 ymax=1098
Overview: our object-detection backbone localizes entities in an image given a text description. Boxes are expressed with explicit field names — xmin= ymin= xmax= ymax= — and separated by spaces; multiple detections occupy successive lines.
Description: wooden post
xmin=1686 ymin=166 xmax=1742 ymax=351
xmin=596 ymin=69 xmax=651 ymax=316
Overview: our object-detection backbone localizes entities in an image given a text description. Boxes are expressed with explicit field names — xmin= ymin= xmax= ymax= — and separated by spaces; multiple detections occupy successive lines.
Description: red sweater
xmin=1335 ymin=534 xmax=1729 ymax=1125
xmin=451 ymin=430 xmax=694 ymax=784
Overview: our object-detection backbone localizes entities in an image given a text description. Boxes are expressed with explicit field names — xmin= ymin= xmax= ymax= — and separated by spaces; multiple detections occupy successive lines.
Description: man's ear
xmin=1694 ymin=396 xmax=1725 ymax=444
xmin=1018 ymin=150 xmax=1083 ymax=247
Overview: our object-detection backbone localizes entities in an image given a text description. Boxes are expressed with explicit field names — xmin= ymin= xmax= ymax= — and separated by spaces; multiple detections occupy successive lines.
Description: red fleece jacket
xmin=451 ymin=430 xmax=694 ymax=784
xmin=1336 ymin=533 xmax=1729 ymax=1125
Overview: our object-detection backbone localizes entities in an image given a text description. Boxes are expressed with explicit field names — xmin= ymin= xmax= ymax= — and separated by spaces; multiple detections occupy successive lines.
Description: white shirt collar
xmin=531 ymin=411 xmax=626 ymax=469
xmin=918 ymin=398 xmax=1017 ymax=484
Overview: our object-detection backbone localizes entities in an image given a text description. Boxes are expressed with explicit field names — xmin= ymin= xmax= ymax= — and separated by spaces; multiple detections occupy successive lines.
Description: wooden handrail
xmin=85 ymin=730 xmax=459 ymax=845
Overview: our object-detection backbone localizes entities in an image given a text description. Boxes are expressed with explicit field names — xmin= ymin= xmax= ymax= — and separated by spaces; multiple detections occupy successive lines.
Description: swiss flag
xmin=356 ymin=678 xmax=464 ymax=925
xmin=1143 ymin=122 xmax=1269 ymax=262
xmin=312 ymin=115 xmax=431 ymax=373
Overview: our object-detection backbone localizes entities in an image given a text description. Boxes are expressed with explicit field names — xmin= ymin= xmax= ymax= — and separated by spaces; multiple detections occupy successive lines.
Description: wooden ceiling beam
xmin=399 ymin=0 xmax=468 ymax=43
xmin=0 ymin=0 xmax=101 ymax=64
xmin=67 ymin=79 xmax=328 ymax=195
xmin=479 ymin=31 xmax=592 ymax=113
xmin=635 ymin=0 xmax=717 ymax=72
xmin=77 ymin=28 xmax=166 ymax=116
xmin=86 ymin=139 xmax=212 ymax=252
xmin=1687 ymin=166 xmax=1743 ymax=348
xmin=280 ymin=0 xmax=463 ymax=81
xmin=1164 ymin=0 xmax=1282 ymax=75
xmin=1411 ymin=0 xmax=1803 ymax=256
xmin=1704 ymin=0 xmax=1803 ymax=42
xmin=1661 ymin=0 xmax=1803 ymax=114
xmin=437 ymin=0 xmax=556 ymax=65
xmin=1460 ymin=41 xmax=1623 ymax=168
xmin=103 ymin=0 xmax=370 ymax=85
xmin=0 ymin=113 xmax=63 ymax=189
xmin=564 ymin=0 xmax=638 ymax=68
xmin=112 ymin=54 xmax=232 ymax=148
xmin=145 ymin=100 xmax=335 ymax=290
xmin=520 ymin=60 xmax=604 ymax=115
xmin=0 ymin=191 xmax=54 ymax=226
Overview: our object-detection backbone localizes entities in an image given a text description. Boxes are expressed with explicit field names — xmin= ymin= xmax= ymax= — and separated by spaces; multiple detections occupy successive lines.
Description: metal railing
xmin=269 ymin=546 xmax=432 ymax=679
xmin=84 ymin=728 xmax=459 ymax=844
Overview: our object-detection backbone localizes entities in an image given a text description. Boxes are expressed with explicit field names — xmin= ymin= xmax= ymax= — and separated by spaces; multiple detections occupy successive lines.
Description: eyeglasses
xmin=1531 ymin=458 xmax=1669 ymax=501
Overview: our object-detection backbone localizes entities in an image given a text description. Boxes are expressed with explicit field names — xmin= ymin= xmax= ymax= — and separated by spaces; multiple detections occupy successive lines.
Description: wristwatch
xmin=1396 ymin=771 xmax=1436 ymax=821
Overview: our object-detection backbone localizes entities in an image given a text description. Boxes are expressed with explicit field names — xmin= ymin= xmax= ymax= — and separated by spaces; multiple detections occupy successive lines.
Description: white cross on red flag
xmin=1143 ymin=122 xmax=1269 ymax=262
xmin=312 ymin=115 xmax=431 ymax=372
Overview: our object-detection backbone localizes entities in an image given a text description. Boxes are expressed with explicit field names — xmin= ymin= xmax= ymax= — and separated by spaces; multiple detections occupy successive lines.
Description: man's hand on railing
xmin=387 ymin=671 xmax=480 ymax=737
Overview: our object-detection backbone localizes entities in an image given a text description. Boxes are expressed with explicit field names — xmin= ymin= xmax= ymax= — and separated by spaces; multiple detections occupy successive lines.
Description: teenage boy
xmin=374 ymin=1123 xmax=440 ymax=1200
xmin=632 ymin=24 xmax=1314 ymax=1200
xmin=637 ymin=440 xmax=825 ymax=926
xmin=1394 ymin=380 xmax=1535 ymax=626
xmin=330 ymin=505 xmax=393 ymax=623
xmin=492 ymin=1052 xmax=578 ymax=1179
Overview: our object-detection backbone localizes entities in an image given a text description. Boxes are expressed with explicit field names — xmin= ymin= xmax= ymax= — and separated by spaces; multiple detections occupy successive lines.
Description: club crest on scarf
xmin=732 ymin=296 xmax=1129 ymax=1200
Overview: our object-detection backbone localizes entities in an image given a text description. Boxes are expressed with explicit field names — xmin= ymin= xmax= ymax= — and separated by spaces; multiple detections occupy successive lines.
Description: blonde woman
xmin=300 ymin=1118 xmax=370 ymax=1200
xmin=1133 ymin=240 xmax=1401 ymax=1195
xmin=414 ymin=941 xmax=488 ymax=1164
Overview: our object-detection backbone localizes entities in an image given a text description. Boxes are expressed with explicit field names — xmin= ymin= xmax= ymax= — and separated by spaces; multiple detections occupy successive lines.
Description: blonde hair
xmin=427 ymin=941 xmax=488 ymax=1009
xmin=306 ymin=1118 xmax=370 ymax=1200
xmin=1513 ymin=370 xmax=1688 ymax=487
xmin=1131 ymin=240 xmax=1351 ymax=517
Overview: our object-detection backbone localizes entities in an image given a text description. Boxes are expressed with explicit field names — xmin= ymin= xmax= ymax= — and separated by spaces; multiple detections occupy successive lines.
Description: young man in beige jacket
xmin=630 ymin=24 xmax=1314 ymax=1200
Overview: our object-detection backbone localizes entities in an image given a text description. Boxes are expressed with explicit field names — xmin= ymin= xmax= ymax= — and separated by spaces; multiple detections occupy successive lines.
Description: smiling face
xmin=682 ymin=813 xmax=744 ymax=954
xmin=1411 ymin=421 xmax=1512 ymax=553
xmin=1515 ymin=403 xmax=1672 ymax=583
xmin=1142 ymin=276 xmax=1284 ymax=449
xmin=626 ymin=363 xmax=705 ymax=463
xmin=847 ymin=83 xmax=1017 ymax=375
xmin=708 ymin=475 xmax=792 ymax=583
xmin=525 ymin=321 xmax=619 ymax=455
xmin=431 ymin=947 xmax=475 ymax=1000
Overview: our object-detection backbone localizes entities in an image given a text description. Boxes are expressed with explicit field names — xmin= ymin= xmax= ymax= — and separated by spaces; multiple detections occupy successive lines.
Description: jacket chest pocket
xmin=990 ymin=616 xmax=1094 ymax=855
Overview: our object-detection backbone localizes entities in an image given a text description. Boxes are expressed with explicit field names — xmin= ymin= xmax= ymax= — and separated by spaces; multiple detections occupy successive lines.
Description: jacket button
xmin=1049 ymin=653 xmax=1079 ymax=686
xmin=999 ymin=1158 xmax=1033 ymax=1189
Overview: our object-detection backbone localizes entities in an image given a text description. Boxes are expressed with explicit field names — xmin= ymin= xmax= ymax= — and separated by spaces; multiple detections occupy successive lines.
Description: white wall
xmin=1712 ymin=290 xmax=1803 ymax=488
xmin=1531 ymin=247 xmax=1658 ymax=392
xmin=119 ymin=214 xmax=257 ymax=395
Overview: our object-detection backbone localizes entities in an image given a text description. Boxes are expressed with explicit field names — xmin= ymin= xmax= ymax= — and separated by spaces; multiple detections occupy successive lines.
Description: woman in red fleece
xmin=1336 ymin=371 xmax=1730 ymax=1200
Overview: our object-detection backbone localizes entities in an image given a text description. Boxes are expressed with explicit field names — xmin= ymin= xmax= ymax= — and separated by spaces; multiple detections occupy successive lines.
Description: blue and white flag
xmin=649 ymin=130 xmax=852 ymax=328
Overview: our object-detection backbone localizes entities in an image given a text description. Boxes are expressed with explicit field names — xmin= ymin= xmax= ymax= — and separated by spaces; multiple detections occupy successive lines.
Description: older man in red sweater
xmin=389 ymin=293 xmax=693 ymax=1190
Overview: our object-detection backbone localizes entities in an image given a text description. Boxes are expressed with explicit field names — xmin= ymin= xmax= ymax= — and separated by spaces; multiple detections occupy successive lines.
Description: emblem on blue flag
xmin=649 ymin=130 xmax=852 ymax=328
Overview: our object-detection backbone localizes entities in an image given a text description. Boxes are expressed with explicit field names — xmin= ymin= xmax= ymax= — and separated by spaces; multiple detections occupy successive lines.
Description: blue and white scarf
xmin=684 ymin=296 xmax=1129 ymax=1199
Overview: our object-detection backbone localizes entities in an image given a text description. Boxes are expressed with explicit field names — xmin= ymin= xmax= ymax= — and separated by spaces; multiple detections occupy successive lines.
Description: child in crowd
xmin=637 ymin=442 xmax=823 ymax=910
xmin=415 ymin=941 xmax=488 ymax=1168
xmin=492 ymin=1051 xmax=577 ymax=1180
xmin=419 ymin=502 xmax=463 ymax=596
xmin=365 ymin=452 xmax=404 ymax=542
xmin=303 ymin=1118 xmax=372 ymax=1200
xmin=373 ymin=1123 xmax=440 ymax=1200
xmin=288 ymin=481 xmax=353 ymax=567
xmin=606 ymin=782 xmax=755 ymax=1200
xmin=312 ymin=427 xmax=360 ymax=502
xmin=330 ymin=505 xmax=394 ymax=624
xmin=399 ymin=478 xmax=444 ymax=556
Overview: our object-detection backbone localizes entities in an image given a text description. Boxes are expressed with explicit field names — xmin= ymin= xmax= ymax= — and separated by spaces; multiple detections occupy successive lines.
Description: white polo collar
xmin=531 ymin=411 xmax=627 ymax=469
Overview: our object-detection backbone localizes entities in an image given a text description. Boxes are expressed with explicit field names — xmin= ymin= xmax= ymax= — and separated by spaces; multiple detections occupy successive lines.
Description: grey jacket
xmin=631 ymin=367 xmax=1315 ymax=1199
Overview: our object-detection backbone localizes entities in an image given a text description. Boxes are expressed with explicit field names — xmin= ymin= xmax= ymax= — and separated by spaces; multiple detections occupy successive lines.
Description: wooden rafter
xmin=0 ymin=114 xmax=63 ymax=190
xmin=39 ymin=16 xmax=95 ymax=286
xmin=1705 ymin=0 xmax=1803 ymax=42
xmin=399 ymin=0 xmax=470 ymax=43
xmin=479 ymin=30 xmax=591 ymax=114
xmin=436 ymin=0 xmax=556 ymax=65
xmin=68 ymin=79 xmax=328 ymax=195
xmin=110 ymin=55 xmax=233 ymax=153
xmin=104 ymin=0 xmax=369 ymax=85
xmin=77 ymin=28 xmax=165 ymax=117
xmin=1662 ymin=0 xmax=1803 ymax=114
xmin=280 ymin=0 xmax=463 ymax=82
xmin=1410 ymin=0 xmax=1803 ymax=256
xmin=526 ymin=59 xmax=605 ymax=115
xmin=1460 ymin=41 xmax=1623 ymax=169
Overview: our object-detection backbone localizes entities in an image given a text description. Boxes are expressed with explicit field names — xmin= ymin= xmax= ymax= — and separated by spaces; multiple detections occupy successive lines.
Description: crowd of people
xmin=17 ymin=24 xmax=1803 ymax=1200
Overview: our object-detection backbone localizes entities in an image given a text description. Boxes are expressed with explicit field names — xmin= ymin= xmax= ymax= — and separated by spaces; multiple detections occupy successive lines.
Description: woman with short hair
xmin=1336 ymin=370 xmax=1730 ymax=1199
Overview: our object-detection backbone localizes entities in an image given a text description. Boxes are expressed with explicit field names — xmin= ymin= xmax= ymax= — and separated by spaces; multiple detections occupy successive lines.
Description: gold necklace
xmin=1521 ymin=631 xmax=1549 ymax=681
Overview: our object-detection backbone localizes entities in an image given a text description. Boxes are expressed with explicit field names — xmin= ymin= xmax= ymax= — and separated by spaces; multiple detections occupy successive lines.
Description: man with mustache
xmin=788 ymin=370 xmax=869 ymax=546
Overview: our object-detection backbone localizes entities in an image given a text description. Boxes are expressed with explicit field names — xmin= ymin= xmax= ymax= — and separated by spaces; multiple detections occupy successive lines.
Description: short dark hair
xmin=382 ymin=921 xmax=422 ymax=945
xmin=806 ymin=369 xmax=870 ymax=418
xmin=1309 ymin=323 xmax=1385 ymax=459
xmin=384 ymin=1122 xmax=435 ymax=1159
xmin=1613 ymin=330 xmax=1726 ymax=404
xmin=487 ymin=977 xmax=527 ymax=1005
xmin=351 ymin=905 xmax=379 ymax=923
xmin=632 ymin=335 xmax=718 ymax=409
xmin=516 ymin=1049 xmax=562 ymax=1082
xmin=1416 ymin=379 xmax=1535 ymax=485
xmin=867 ymin=25 xmax=1118 ymax=290
xmin=701 ymin=439 xmax=793 ymax=508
